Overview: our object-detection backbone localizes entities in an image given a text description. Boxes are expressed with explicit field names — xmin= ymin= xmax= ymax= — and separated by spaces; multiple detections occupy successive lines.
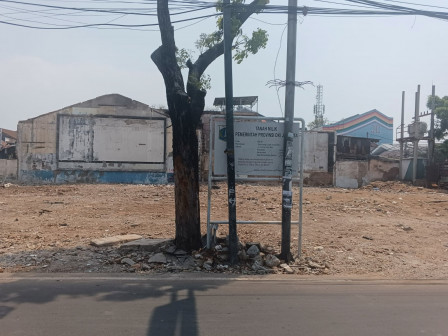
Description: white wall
xmin=335 ymin=159 xmax=399 ymax=188
xmin=58 ymin=115 xmax=166 ymax=169
xmin=303 ymin=132 xmax=329 ymax=172
xmin=0 ymin=159 xmax=17 ymax=180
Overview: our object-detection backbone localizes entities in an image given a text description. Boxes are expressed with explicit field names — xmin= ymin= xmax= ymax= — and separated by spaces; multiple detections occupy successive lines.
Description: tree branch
xmin=151 ymin=0 xmax=184 ymax=94
xmin=193 ymin=0 xmax=265 ymax=77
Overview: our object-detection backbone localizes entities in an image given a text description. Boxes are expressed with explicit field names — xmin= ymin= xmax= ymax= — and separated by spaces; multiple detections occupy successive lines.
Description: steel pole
xmin=223 ymin=0 xmax=238 ymax=265
xmin=412 ymin=85 xmax=420 ymax=184
xmin=429 ymin=85 xmax=436 ymax=164
xmin=399 ymin=91 xmax=405 ymax=180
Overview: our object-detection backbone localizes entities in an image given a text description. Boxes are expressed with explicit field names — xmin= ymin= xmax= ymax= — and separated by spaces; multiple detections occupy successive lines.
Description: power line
xmin=1 ymin=0 xmax=448 ymax=30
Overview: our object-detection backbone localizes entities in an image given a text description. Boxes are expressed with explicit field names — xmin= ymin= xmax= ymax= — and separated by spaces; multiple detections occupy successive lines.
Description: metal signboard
xmin=213 ymin=120 xmax=301 ymax=176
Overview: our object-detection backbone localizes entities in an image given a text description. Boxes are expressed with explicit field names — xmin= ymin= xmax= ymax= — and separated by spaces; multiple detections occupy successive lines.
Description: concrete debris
xmin=251 ymin=260 xmax=267 ymax=272
xmin=238 ymin=249 xmax=249 ymax=261
xmin=164 ymin=245 xmax=177 ymax=254
xmin=217 ymin=254 xmax=229 ymax=262
xmin=307 ymin=261 xmax=325 ymax=269
xmin=166 ymin=265 xmax=183 ymax=272
xmin=264 ymin=254 xmax=281 ymax=268
xmin=247 ymin=245 xmax=260 ymax=258
xmin=148 ymin=253 xmax=167 ymax=264
xmin=216 ymin=264 xmax=229 ymax=271
xmin=203 ymin=259 xmax=213 ymax=271
xmin=141 ymin=263 xmax=151 ymax=271
xmin=0 ymin=234 xmax=300 ymax=276
xmin=90 ymin=234 xmax=143 ymax=247
xmin=120 ymin=238 xmax=171 ymax=252
xmin=314 ymin=246 xmax=324 ymax=251
xmin=245 ymin=242 xmax=261 ymax=250
xmin=180 ymin=256 xmax=196 ymax=269
xmin=260 ymin=244 xmax=275 ymax=254
xmin=252 ymin=255 xmax=263 ymax=264
xmin=279 ymin=263 xmax=294 ymax=274
xmin=121 ymin=258 xmax=135 ymax=266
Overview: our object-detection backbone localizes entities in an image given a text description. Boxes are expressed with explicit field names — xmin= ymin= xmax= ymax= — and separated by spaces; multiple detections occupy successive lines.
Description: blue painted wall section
xmin=323 ymin=110 xmax=393 ymax=145
xmin=20 ymin=170 xmax=173 ymax=184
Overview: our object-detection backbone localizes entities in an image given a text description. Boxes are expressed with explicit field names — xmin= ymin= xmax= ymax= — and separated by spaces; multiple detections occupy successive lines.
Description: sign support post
xmin=223 ymin=0 xmax=238 ymax=265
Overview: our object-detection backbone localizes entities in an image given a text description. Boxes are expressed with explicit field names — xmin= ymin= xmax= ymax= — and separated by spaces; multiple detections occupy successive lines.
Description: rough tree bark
xmin=151 ymin=0 xmax=264 ymax=251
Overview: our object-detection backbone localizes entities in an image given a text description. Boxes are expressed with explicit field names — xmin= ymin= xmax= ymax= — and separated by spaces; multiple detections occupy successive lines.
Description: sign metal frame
xmin=206 ymin=115 xmax=305 ymax=257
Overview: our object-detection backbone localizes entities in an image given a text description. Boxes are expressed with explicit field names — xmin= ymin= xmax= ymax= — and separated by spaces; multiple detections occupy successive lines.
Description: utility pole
xmin=223 ymin=0 xmax=238 ymax=265
xmin=429 ymin=86 xmax=436 ymax=165
xmin=399 ymin=91 xmax=405 ymax=180
xmin=280 ymin=0 xmax=298 ymax=262
xmin=427 ymin=85 xmax=436 ymax=186
xmin=412 ymin=85 xmax=420 ymax=184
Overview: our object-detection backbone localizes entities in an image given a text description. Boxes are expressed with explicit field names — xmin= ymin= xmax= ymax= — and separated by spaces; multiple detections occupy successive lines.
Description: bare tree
xmin=151 ymin=0 xmax=268 ymax=251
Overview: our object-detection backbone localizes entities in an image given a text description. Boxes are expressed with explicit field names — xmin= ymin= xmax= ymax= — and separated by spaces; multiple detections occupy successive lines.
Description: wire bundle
xmin=1 ymin=0 xmax=448 ymax=30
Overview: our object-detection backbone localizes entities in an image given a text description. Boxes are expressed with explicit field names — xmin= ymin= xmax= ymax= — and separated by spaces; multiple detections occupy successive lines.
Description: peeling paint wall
xmin=303 ymin=132 xmax=329 ymax=172
xmin=303 ymin=132 xmax=333 ymax=186
xmin=17 ymin=99 xmax=172 ymax=184
xmin=335 ymin=158 xmax=399 ymax=188
xmin=400 ymin=158 xmax=426 ymax=181
xmin=0 ymin=159 xmax=17 ymax=181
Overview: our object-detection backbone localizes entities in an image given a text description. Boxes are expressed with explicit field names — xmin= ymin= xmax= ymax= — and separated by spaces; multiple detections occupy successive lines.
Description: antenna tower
xmin=313 ymin=84 xmax=325 ymax=127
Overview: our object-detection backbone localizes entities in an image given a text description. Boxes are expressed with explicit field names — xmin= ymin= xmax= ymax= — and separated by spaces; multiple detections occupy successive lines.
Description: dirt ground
xmin=1 ymin=181 xmax=447 ymax=278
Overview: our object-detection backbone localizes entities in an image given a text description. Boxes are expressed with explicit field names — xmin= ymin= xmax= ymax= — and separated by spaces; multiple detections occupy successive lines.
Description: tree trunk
xmin=170 ymin=98 xmax=202 ymax=251
xmin=152 ymin=0 xmax=264 ymax=251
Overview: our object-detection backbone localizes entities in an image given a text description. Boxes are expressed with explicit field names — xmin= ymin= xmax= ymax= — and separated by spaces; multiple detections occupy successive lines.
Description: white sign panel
xmin=213 ymin=120 xmax=301 ymax=176
xmin=93 ymin=118 xmax=165 ymax=163
xmin=58 ymin=115 xmax=165 ymax=164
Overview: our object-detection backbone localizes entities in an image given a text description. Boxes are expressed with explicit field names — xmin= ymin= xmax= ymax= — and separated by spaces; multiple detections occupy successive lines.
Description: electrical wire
xmin=1 ymin=0 xmax=448 ymax=30
xmin=271 ymin=23 xmax=287 ymax=116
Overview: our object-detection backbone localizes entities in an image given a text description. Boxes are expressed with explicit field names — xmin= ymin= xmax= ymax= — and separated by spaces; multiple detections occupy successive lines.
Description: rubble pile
xmin=361 ymin=181 xmax=425 ymax=193
xmin=0 ymin=236 xmax=332 ymax=275
xmin=113 ymin=237 xmax=332 ymax=275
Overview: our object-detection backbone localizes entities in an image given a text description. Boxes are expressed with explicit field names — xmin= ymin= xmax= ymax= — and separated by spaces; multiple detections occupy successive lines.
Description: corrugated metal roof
xmin=213 ymin=96 xmax=258 ymax=107
xmin=1 ymin=128 xmax=17 ymax=140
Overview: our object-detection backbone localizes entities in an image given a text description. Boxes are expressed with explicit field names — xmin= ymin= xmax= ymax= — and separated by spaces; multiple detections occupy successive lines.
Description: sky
xmin=1 ymin=0 xmax=448 ymax=139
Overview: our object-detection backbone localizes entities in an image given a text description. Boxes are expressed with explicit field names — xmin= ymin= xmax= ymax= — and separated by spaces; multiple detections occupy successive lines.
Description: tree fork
xmin=152 ymin=0 xmax=269 ymax=251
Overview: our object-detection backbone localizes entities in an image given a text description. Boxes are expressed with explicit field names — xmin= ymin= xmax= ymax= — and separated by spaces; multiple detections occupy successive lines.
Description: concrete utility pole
xmin=223 ymin=0 xmax=238 ymax=265
xmin=412 ymin=85 xmax=420 ymax=184
xmin=399 ymin=91 xmax=405 ymax=180
xmin=280 ymin=0 xmax=298 ymax=262
xmin=429 ymin=85 xmax=436 ymax=167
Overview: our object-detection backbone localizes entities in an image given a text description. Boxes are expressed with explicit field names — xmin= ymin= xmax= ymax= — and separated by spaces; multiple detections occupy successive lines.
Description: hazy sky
xmin=1 ymin=0 xmax=447 ymax=137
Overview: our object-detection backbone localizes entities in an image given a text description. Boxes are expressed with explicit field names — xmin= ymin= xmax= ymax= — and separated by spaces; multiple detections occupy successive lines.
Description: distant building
xmin=0 ymin=128 xmax=17 ymax=147
xmin=322 ymin=109 xmax=393 ymax=145
xmin=17 ymin=94 xmax=172 ymax=184
xmin=0 ymin=128 xmax=17 ymax=160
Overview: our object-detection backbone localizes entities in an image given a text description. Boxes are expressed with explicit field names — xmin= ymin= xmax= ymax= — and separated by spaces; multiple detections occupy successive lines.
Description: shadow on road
xmin=147 ymin=288 xmax=198 ymax=336
xmin=0 ymin=276 xmax=231 ymax=336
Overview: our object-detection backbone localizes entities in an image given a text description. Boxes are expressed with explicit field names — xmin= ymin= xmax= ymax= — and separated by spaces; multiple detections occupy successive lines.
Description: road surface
xmin=1 ymin=274 xmax=447 ymax=336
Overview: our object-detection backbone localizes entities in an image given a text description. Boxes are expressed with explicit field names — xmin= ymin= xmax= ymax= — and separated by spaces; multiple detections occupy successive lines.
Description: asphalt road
xmin=1 ymin=274 xmax=447 ymax=336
